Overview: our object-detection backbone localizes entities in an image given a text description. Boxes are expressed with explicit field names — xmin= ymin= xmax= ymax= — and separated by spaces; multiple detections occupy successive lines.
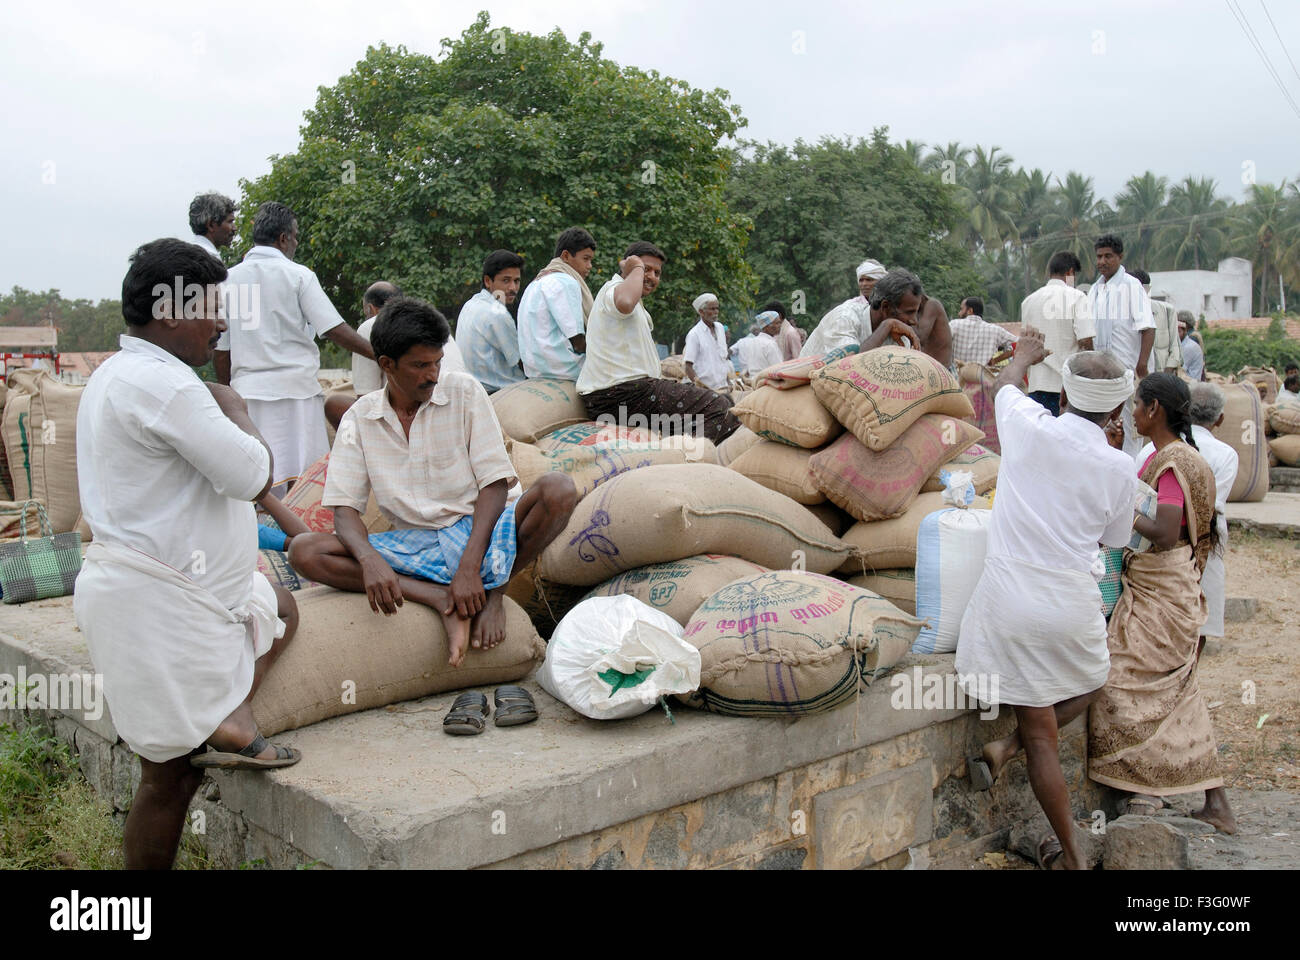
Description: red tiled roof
xmin=57 ymin=352 xmax=117 ymax=376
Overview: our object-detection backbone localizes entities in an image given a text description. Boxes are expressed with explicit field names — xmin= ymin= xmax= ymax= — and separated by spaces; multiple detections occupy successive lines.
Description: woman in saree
xmin=1089 ymin=373 xmax=1237 ymax=833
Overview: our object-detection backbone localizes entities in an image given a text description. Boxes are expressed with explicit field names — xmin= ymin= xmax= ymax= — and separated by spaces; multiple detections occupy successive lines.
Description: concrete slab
xmin=1270 ymin=467 xmax=1300 ymax=494
xmin=1226 ymin=492 xmax=1300 ymax=539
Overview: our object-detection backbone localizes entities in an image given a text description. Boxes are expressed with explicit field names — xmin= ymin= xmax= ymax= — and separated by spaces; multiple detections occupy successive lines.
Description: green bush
xmin=1201 ymin=326 xmax=1298 ymax=376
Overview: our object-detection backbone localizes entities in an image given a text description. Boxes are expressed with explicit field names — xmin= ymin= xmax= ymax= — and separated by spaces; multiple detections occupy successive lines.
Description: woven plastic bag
xmin=537 ymin=595 xmax=701 ymax=720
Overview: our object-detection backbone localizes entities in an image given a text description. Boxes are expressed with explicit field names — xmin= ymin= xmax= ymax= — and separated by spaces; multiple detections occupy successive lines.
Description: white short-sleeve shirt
xmin=682 ymin=319 xmax=730 ymax=389
xmin=455 ymin=289 xmax=524 ymax=393
xmin=800 ymin=298 xmax=869 ymax=357
xmin=576 ymin=274 xmax=661 ymax=395
xmin=352 ymin=315 xmax=467 ymax=395
xmin=1088 ymin=266 xmax=1155 ymax=372
xmin=1021 ymin=279 xmax=1096 ymax=394
xmin=76 ymin=335 xmax=271 ymax=609
xmin=517 ymin=272 xmax=586 ymax=380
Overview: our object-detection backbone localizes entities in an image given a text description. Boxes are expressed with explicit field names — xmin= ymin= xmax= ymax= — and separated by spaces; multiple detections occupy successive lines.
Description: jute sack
xmin=537 ymin=463 xmax=856 ymax=587
xmin=755 ymin=345 xmax=859 ymax=390
xmin=1211 ymin=382 xmax=1270 ymax=502
xmin=491 ymin=378 xmax=588 ymax=443
xmin=534 ymin=420 xmax=659 ymax=453
xmin=0 ymin=500 xmax=46 ymax=541
xmin=1267 ymin=402 xmax=1300 ymax=436
xmin=809 ymin=414 xmax=984 ymax=521
xmin=580 ymin=554 xmax=769 ymax=625
xmin=717 ymin=425 xmax=761 ymax=467
xmin=1271 ymin=435 xmax=1300 ymax=467
xmin=281 ymin=451 xmax=391 ymax=534
xmin=732 ymin=384 xmax=842 ymax=449
xmin=1237 ymin=366 xmax=1280 ymax=404
xmin=804 ymin=501 xmax=852 ymax=537
xmin=958 ymin=362 xmax=1002 ymax=454
xmin=921 ymin=442 xmax=1001 ymax=494
xmin=508 ymin=437 xmax=688 ymax=500
xmin=250 ymin=586 xmax=544 ymax=736
xmin=812 ymin=346 xmax=974 ymax=452
xmin=507 ymin=564 xmax=590 ymax=638
xmin=675 ymin=571 xmax=923 ymax=717
xmin=837 ymin=491 xmax=991 ymax=572
xmin=845 ymin=569 xmax=916 ymax=616
xmin=660 ymin=355 xmax=686 ymax=380
xmin=728 ymin=441 xmax=823 ymax=504
xmin=1 ymin=369 xmax=82 ymax=533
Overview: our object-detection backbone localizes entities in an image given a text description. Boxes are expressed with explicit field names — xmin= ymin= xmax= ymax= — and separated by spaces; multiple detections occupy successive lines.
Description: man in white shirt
xmin=76 ymin=239 xmax=302 ymax=869
xmin=738 ymin=311 xmax=785 ymax=375
xmin=1021 ymin=251 xmax=1096 ymax=416
xmin=800 ymin=258 xmax=887 ymax=356
xmin=958 ymin=338 xmax=1138 ymax=870
xmin=1129 ymin=270 xmax=1181 ymax=374
xmin=215 ymin=202 xmax=376 ymax=496
xmin=353 ymin=281 xmax=467 ymax=399
xmin=801 ymin=268 xmax=924 ymax=357
xmin=950 ymin=297 xmax=1017 ymax=366
xmin=187 ymin=192 xmax=236 ymax=259
xmin=1088 ymin=234 xmax=1155 ymax=458
xmin=517 ymin=227 xmax=595 ymax=381
xmin=762 ymin=300 xmax=803 ymax=362
xmin=577 ymin=241 xmax=741 ymax=443
xmin=289 ymin=297 xmax=576 ymax=667
xmin=456 ymin=250 xmax=526 ymax=394
xmin=1177 ymin=315 xmax=1205 ymax=382
xmin=683 ymin=293 xmax=732 ymax=391
xmin=1282 ymin=368 xmax=1300 ymax=403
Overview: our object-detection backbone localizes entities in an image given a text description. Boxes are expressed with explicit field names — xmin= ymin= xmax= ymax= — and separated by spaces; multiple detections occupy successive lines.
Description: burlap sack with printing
xmin=921 ymin=442 xmax=1001 ymax=494
xmin=580 ymin=555 xmax=769 ymax=626
xmin=837 ymin=492 xmax=990 ymax=572
xmin=1 ymin=369 xmax=83 ymax=533
xmin=732 ymin=384 xmax=841 ymax=449
xmin=1237 ymin=366 xmax=1280 ymax=405
xmin=812 ymin=346 xmax=974 ymax=452
xmin=251 ymin=587 xmax=544 ymax=735
xmin=675 ymin=571 xmax=923 ymax=717
xmin=281 ymin=451 xmax=390 ymax=534
xmin=537 ymin=463 xmax=856 ymax=587
xmin=491 ymin=378 xmax=589 ymax=443
xmin=728 ymin=441 xmax=823 ymax=504
xmin=1211 ymin=382 xmax=1269 ymax=502
xmin=810 ymin=414 xmax=983 ymax=521
xmin=508 ymin=437 xmax=688 ymax=501
xmin=534 ymin=420 xmax=659 ymax=452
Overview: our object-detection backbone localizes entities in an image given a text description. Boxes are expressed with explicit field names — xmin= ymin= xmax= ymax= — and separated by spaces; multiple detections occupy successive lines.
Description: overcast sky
xmin=4 ymin=0 xmax=1299 ymax=301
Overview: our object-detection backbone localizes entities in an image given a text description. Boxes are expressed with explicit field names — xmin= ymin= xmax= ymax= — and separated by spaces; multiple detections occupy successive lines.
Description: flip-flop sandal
xmin=967 ymin=757 xmax=995 ymax=791
xmin=443 ymin=691 xmax=489 ymax=735
xmin=493 ymin=685 xmax=538 ymax=727
xmin=1125 ymin=795 xmax=1164 ymax=817
xmin=191 ymin=733 xmax=301 ymax=770
xmin=1036 ymin=834 xmax=1065 ymax=871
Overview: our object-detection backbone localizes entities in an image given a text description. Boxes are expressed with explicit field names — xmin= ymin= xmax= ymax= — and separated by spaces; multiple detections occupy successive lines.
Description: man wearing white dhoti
xmin=76 ymin=239 xmax=302 ymax=870
xmin=1137 ymin=382 xmax=1238 ymax=644
xmin=956 ymin=335 xmax=1137 ymax=870
xmin=683 ymin=293 xmax=732 ymax=391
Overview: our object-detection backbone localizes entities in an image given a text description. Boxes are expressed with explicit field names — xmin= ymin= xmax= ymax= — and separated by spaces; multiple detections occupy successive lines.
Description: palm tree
xmin=1114 ymin=171 xmax=1169 ymax=270
xmin=1040 ymin=171 xmax=1103 ymax=271
xmin=1152 ymin=176 xmax=1228 ymax=271
xmin=923 ymin=141 xmax=969 ymax=180
xmin=1229 ymin=180 xmax=1292 ymax=314
xmin=902 ymin=139 xmax=927 ymax=167
xmin=958 ymin=145 xmax=1021 ymax=251
xmin=1014 ymin=167 xmax=1054 ymax=287
xmin=1279 ymin=179 xmax=1300 ymax=294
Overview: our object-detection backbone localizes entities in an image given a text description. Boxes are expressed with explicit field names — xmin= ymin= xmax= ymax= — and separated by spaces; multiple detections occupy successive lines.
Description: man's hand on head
xmin=619 ymin=255 xmax=645 ymax=278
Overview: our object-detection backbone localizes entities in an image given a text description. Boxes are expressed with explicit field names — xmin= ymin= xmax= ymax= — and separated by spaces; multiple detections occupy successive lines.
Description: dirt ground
xmin=975 ymin=532 xmax=1300 ymax=869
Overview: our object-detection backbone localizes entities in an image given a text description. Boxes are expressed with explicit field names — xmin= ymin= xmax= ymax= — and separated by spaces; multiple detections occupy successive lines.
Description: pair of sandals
xmin=443 ymin=686 xmax=537 ymax=735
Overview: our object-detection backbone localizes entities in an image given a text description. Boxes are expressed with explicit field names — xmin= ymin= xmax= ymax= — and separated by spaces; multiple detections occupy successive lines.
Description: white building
xmin=1149 ymin=257 xmax=1253 ymax=322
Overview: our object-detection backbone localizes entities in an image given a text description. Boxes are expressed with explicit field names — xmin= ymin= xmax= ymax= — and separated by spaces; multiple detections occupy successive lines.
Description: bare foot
xmin=441 ymin=610 xmax=473 ymax=667
xmin=982 ymin=733 xmax=1020 ymax=781
xmin=469 ymin=591 xmax=507 ymax=652
xmin=1192 ymin=788 xmax=1237 ymax=834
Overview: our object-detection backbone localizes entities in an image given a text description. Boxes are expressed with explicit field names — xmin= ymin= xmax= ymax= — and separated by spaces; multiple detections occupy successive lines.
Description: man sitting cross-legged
xmin=289 ymin=296 xmax=576 ymax=666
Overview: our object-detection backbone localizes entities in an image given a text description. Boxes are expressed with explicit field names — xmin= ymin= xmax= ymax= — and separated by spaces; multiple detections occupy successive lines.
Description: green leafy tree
xmin=1229 ymin=180 xmax=1294 ymax=314
xmin=1114 ymin=171 xmax=1169 ymax=270
xmin=727 ymin=129 xmax=983 ymax=324
xmin=957 ymin=145 xmax=1020 ymax=251
xmin=236 ymin=14 xmax=752 ymax=348
xmin=1040 ymin=172 xmax=1103 ymax=271
xmin=1153 ymin=176 xmax=1227 ymax=270
xmin=0 ymin=287 xmax=123 ymax=353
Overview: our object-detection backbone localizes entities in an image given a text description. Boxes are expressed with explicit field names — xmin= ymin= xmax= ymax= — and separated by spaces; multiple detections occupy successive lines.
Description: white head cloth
xmin=1062 ymin=355 xmax=1135 ymax=413
xmin=856 ymin=259 xmax=887 ymax=280
xmin=693 ymin=293 xmax=718 ymax=313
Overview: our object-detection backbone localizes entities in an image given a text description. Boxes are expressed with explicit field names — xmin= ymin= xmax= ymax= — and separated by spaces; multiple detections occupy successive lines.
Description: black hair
xmin=1286 ymin=374 xmax=1300 ymax=393
xmin=121 ymin=238 xmax=228 ymax=327
xmin=370 ymin=296 xmax=450 ymax=363
xmin=1284 ymin=362 xmax=1298 ymax=374
xmin=554 ymin=227 xmax=596 ymax=259
xmin=1048 ymin=251 xmax=1082 ymax=276
xmin=1094 ymin=233 xmax=1124 ymax=255
xmin=482 ymin=249 xmax=524 ymax=283
xmin=962 ymin=297 xmax=984 ymax=316
xmin=761 ymin=300 xmax=787 ymax=319
xmin=869 ymin=268 xmax=924 ymax=308
xmin=251 ymin=201 xmax=297 ymax=246
xmin=188 ymin=193 xmax=236 ymax=236
xmin=363 ymin=282 xmax=403 ymax=310
xmin=624 ymin=240 xmax=667 ymax=262
xmin=1129 ymin=268 xmax=1151 ymax=285
xmin=1137 ymin=373 xmax=1198 ymax=450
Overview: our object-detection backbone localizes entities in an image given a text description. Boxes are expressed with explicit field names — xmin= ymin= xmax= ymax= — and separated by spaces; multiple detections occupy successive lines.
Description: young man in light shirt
xmin=800 ymin=258 xmax=887 ymax=356
xmin=1177 ymin=314 xmax=1205 ymax=382
xmin=187 ymin=192 xmax=236 ymax=259
xmin=950 ymin=296 xmax=1018 ymax=366
xmin=517 ymin=226 xmax=595 ymax=381
xmin=76 ymin=239 xmax=302 ymax=869
xmin=577 ymin=241 xmax=741 ymax=443
xmin=1020 ymin=251 xmax=1096 ymax=416
xmin=1088 ymin=233 xmax=1155 ymax=458
xmin=215 ymin=201 xmax=376 ymax=496
xmin=290 ymin=297 xmax=576 ymax=667
xmin=456 ymin=249 xmax=526 ymax=394
xmin=682 ymin=292 xmax=732 ymax=391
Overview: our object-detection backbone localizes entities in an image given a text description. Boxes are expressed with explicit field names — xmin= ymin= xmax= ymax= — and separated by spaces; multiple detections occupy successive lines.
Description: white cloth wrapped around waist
xmin=954 ymin=554 xmax=1110 ymax=708
xmin=73 ymin=541 xmax=283 ymax=763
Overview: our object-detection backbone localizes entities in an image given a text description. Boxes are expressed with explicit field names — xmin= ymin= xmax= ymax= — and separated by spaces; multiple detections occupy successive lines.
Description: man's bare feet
xmin=469 ymin=591 xmax=507 ymax=652
xmin=441 ymin=610 xmax=473 ymax=667
xmin=982 ymin=732 xmax=1021 ymax=782
xmin=1192 ymin=787 xmax=1238 ymax=834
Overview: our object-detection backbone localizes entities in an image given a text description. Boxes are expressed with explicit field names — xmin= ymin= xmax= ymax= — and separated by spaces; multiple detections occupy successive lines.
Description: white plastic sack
xmin=537 ymin=595 xmax=702 ymax=720
xmin=913 ymin=473 xmax=992 ymax=655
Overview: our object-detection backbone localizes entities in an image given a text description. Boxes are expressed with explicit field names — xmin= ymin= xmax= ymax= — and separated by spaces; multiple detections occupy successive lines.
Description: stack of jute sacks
xmin=1265 ymin=380 xmax=1300 ymax=468
xmin=0 ymin=368 xmax=88 ymax=540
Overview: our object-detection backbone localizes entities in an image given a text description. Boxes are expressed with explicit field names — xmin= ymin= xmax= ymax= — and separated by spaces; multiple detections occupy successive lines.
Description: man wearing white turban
xmin=957 ymin=337 xmax=1139 ymax=871
xmin=798 ymin=258 xmax=888 ymax=357
xmin=737 ymin=310 xmax=784 ymax=375
xmin=683 ymin=293 xmax=731 ymax=391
